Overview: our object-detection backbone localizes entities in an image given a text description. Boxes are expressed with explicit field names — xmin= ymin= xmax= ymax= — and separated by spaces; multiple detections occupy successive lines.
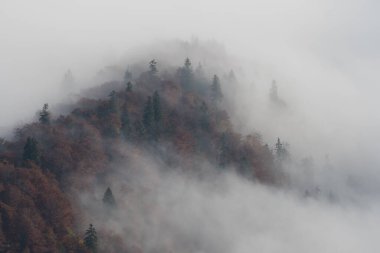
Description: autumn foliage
xmin=0 ymin=59 xmax=277 ymax=252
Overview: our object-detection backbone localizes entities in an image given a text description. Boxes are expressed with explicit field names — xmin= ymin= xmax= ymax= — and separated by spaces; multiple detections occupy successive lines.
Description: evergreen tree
xmin=184 ymin=57 xmax=191 ymax=69
xmin=124 ymin=69 xmax=132 ymax=82
xmin=179 ymin=58 xmax=193 ymax=89
xmin=211 ymin=75 xmax=223 ymax=102
xmin=121 ymin=106 xmax=131 ymax=138
xmin=153 ymin=91 xmax=161 ymax=123
xmin=102 ymin=187 xmax=116 ymax=207
xmin=199 ymin=101 xmax=210 ymax=131
xmin=126 ymin=81 xmax=133 ymax=92
xmin=195 ymin=63 xmax=205 ymax=79
xmin=275 ymin=138 xmax=288 ymax=161
xmin=227 ymin=70 xmax=237 ymax=83
xmin=143 ymin=96 xmax=154 ymax=137
xmin=62 ymin=69 xmax=75 ymax=90
xmin=109 ymin=90 xmax=118 ymax=114
xmin=218 ymin=133 xmax=229 ymax=168
xmin=149 ymin=59 xmax=158 ymax=75
xmin=39 ymin=103 xmax=50 ymax=124
xmin=22 ymin=137 xmax=40 ymax=165
xmin=152 ymin=91 xmax=162 ymax=139
xmin=270 ymin=80 xmax=279 ymax=101
xmin=84 ymin=224 xmax=97 ymax=253
xmin=269 ymin=80 xmax=286 ymax=106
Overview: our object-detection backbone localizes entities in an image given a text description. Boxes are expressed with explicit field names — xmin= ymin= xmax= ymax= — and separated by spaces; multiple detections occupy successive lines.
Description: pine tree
xmin=102 ymin=187 xmax=116 ymax=207
xmin=124 ymin=69 xmax=132 ymax=82
xmin=39 ymin=103 xmax=50 ymax=124
xmin=179 ymin=58 xmax=193 ymax=89
xmin=195 ymin=63 xmax=205 ymax=79
xmin=84 ymin=224 xmax=97 ymax=253
xmin=270 ymin=80 xmax=279 ymax=101
xmin=275 ymin=138 xmax=288 ymax=161
xmin=218 ymin=133 xmax=229 ymax=168
xmin=143 ymin=96 xmax=154 ymax=137
xmin=149 ymin=59 xmax=157 ymax=75
xmin=211 ymin=75 xmax=223 ymax=102
xmin=153 ymin=91 xmax=161 ymax=123
xmin=121 ymin=106 xmax=131 ymax=138
xmin=152 ymin=91 xmax=161 ymax=139
xmin=199 ymin=101 xmax=210 ymax=131
xmin=109 ymin=90 xmax=118 ymax=114
xmin=227 ymin=70 xmax=237 ymax=83
xmin=22 ymin=137 xmax=40 ymax=166
xmin=126 ymin=81 xmax=133 ymax=92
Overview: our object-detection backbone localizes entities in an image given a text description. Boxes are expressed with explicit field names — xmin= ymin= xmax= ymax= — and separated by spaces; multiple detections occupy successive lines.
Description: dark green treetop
xmin=84 ymin=224 xmax=97 ymax=253
xmin=22 ymin=137 xmax=40 ymax=166
xmin=102 ymin=187 xmax=116 ymax=207
xmin=39 ymin=103 xmax=50 ymax=125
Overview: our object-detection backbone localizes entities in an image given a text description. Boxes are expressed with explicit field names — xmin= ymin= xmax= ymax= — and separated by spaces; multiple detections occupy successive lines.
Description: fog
xmin=78 ymin=149 xmax=380 ymax=252
xmin=1 ymin=0 xmax=380 ymax=251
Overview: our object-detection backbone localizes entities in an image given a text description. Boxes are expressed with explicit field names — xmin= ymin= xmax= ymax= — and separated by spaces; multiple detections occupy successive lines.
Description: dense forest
xmin=0 ymin=57 xmax=288 ymax=253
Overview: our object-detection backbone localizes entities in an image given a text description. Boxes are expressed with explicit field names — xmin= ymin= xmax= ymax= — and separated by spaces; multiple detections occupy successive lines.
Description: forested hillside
xmin=0 ymin=58 xmax=283 ymax=252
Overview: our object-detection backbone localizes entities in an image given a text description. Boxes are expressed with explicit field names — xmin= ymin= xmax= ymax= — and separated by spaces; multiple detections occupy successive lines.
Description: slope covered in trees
xmin=0 ymin=58 xmax=282 ymax=252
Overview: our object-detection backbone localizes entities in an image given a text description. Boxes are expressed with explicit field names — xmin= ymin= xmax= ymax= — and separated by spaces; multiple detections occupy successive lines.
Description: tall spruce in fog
xmin=22 ymin=137 xmax=40 ymax=165
xmin=199 ymin=101 xmax=210 ymax=131
xmin=143 ymin=96 xmax=154 ymax=137
xmin=103 ymin=187 xmax=116 ymax=207
xmin=121 ymin=106 xmax=131 ymax=138
xmin=270 ymin=80 xmax=279 ymax=102
xmin=227 ymin=70 xmax=237 ymax=83
xmin=124 ymin=69 xmax=132 ymax=82
xmin=275 ymin=138 xmax=288 ymax=161
xmin=195 ymin=63 xmax=205 ymax=79
xmin=211 ymin=75 xmax=223 ymax=102
xmin=126 ymin=81 xmax=133 ymax=92
xmin=179 ymin=57 xmax=193 ymax=89
xmin=62 ymin=69 xmax=75 ymax=90
xmin=153 ymin=91 xmax=161 ymax=123
xmin=149 ymin=59 xmax=158 ymax=75
xmin=39 ymin=103 xmax=50 ymax=124
xmin=218 ymin=132 xmax=229 ymax=168
xmin=84 ymin=224 xmax=97 ymax=253
xmin=153 ymin=91 xmax=162 ymax=139
xmin=109 ymin=90 xmax=118 ymax=114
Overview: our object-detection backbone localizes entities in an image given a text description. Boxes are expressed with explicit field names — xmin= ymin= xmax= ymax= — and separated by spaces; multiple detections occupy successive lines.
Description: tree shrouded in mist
xmin=178 ymin=57 xmax=193 ymax=90
xmin=22 ymin=137 xmax=40 ymax=166
xmin=269 ymin=80 xmax=286 ymax=107
xmin=108 ymin=90 xmax=121 ymax=117
xmin=121 ymin=105 xmax=131 ymax=138
xmin=84 ymin=224 xmax=97 ymax=253
xmin=153 ymin=91 xmax=161 ymax=138
xmin=149 ymin=59 xmax=158 ymax=75
xmin=143 ymin=96 xmax=154 ymax=138
xmin=103 ymin=187 xmax=116 ymax=207
xmin=61 ymin=69 xmax=75 ymax=91
xmin=126 ymin=81 xmax=133 ymax=92
xmin=124 ymin=69 xmax=132 ymax=82
xmin=39 ymin=103 xmax=50 ymax=125
xmin=275 ymin=137 xmax=288 ymax=161
xmin=211 ymin=75 xmax=223 ymax=102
